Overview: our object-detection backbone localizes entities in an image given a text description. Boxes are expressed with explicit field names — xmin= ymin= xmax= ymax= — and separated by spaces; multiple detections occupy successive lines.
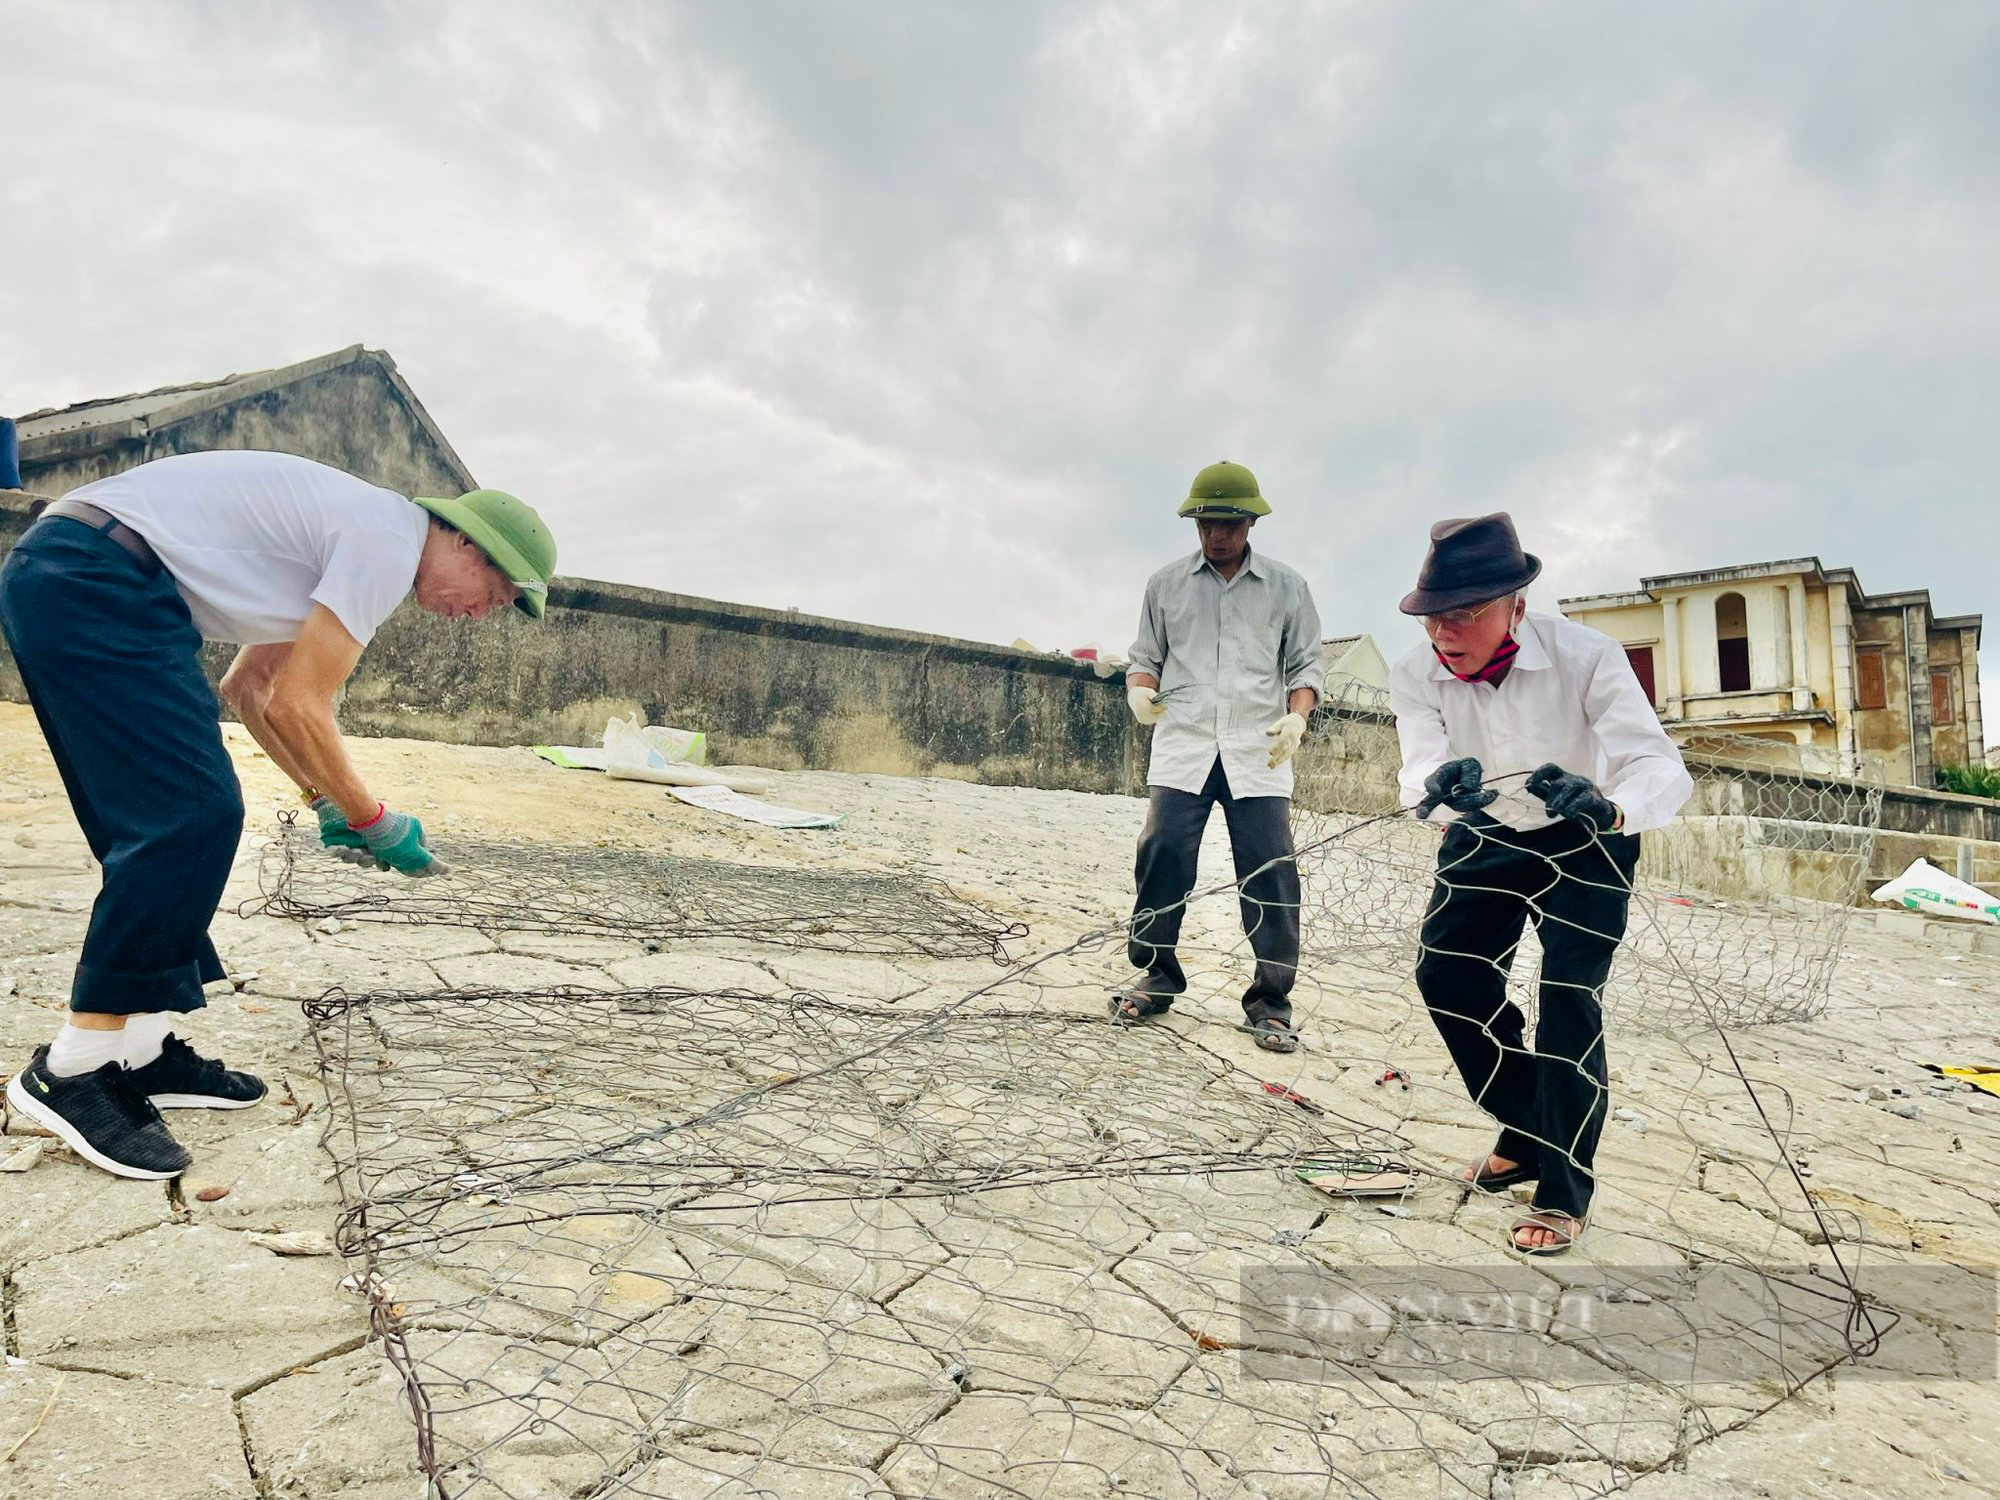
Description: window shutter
xmin=1855 ymin=647 xmax=1886 ymax=711
xmin=1624 ymin=646 xmax=1657 ymax=706
xmin=1932 ymin=669 xmax=1954 ymax=724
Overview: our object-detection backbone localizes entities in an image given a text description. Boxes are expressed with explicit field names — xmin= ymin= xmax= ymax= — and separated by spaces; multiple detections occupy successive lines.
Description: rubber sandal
xmin=1465 ymin=1153 xmax=1540 ymax=1194
xmin=1108 ymin=991 xmax=1175 ymax=1026
xmin=1509 ymin=1210 xmax=1583 ymax=1257
xmin=1236 ymin=1019 xmax=1300 ymax=1054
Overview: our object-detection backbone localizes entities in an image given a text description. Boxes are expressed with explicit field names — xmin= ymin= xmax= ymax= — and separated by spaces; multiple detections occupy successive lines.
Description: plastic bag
xmin=602 ymin=715 xmax=707 ymax=772
xmin=1870 ymin=858 xmax=1999 ymax=925
xmin=600 ymin=715 xmax=766 ymax=794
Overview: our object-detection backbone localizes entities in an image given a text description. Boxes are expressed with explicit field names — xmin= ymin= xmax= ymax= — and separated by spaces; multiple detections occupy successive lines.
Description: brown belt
xmin=40 ymin=499 xmax=163 ymax=577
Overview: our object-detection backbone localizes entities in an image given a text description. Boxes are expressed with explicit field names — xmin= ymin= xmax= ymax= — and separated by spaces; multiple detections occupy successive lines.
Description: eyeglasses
xmin=1422 ymin=595 xmax=1514 ymax=632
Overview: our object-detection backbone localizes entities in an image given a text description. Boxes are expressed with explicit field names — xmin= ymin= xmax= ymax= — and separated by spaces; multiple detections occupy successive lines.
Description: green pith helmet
xmin=1177 ymin=460 xmax=1271 ymax=518
xmin=412 ymin=489 xmax=557 ymax=619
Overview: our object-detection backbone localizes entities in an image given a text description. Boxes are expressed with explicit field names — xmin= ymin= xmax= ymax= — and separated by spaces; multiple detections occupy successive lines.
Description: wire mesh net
xmin=247 ymin=816 xmax=1027 ymax=963
xmin=1292 ymin=683 xmax=1885 ymax=1030
xmin=292 ymin=774 xmax=1906 ymax=1500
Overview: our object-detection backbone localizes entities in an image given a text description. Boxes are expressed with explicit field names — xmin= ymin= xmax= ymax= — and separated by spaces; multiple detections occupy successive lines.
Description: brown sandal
xmin=1236 ymin=1019 xmax=1300 ymax=1054
xmin=1108 ymin=991 xmax=1175 ymax=1026
xmin=1464 ymin=1153 xmax=1539 ymax=1194
xmin=1509 ymin=1209 xmax=1583 ymax=1257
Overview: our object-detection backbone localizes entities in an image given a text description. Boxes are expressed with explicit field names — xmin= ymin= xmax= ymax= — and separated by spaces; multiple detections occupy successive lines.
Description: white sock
xmin=120 ymin=1012 xmax=175 ymax=1068
xmin=46 ymin=1022 xmax=137 ymax=1078
xmin=45 ymin=1014 xmax=177 ymax=1077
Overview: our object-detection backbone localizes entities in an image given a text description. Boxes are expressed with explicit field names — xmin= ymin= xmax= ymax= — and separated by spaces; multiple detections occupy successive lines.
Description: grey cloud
xmin=4 ymin=0 xmax=1994 ymax=702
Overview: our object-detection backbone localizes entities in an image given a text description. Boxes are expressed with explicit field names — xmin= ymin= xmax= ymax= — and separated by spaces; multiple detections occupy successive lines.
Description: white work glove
xmin=1265 ymin=711 xmax=1307 ymax=769
xmin=1127 ymin=685 xmax=1168 ymax=726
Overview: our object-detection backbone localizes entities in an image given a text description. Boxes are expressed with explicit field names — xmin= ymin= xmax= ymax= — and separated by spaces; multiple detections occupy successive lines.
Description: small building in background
xmin=1321 ymin=633 xmax=1391 ymax=699
xmin=1561 ymin=560 xmax=1983 ymax=788
xmin=11 ymin=344 xmax=473 ymax=502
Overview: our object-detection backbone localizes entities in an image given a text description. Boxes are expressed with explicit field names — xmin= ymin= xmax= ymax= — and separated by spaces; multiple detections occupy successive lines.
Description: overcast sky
xmin=5 ymin=1 xmax=1994 ymax=714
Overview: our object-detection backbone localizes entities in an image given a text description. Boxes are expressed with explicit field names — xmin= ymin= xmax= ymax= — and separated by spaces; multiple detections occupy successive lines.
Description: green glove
xmin=353 ymin=806 xmax=446 ymax=877
xmin=311 ymin=795 xmax=366 ymax=851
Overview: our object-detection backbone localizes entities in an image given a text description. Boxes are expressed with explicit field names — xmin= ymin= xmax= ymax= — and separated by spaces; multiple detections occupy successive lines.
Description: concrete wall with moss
xmin=336 ymin=578 xmax=1147 ymax=791
xmin=0 ymin=493 xmax=1146 ymax=793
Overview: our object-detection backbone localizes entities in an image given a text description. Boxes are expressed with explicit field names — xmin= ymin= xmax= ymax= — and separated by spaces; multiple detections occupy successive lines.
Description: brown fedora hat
xmin=1398 ymin=512 xmax=1542 ymax=615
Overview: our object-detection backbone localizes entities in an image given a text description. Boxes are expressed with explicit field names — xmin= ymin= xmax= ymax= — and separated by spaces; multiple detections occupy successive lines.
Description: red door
xmin=1625 ymin=645 xmax=1658 ymax=706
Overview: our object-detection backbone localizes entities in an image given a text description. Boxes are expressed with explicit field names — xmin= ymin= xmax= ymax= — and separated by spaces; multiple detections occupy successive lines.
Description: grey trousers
xmin=1127 ymin=758 xmax=1301 ymax=1025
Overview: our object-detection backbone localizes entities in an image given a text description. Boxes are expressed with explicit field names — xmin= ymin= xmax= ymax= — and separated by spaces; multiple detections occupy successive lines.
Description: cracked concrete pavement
xmin=4 ymin=701 xmax=2000 ymax=1498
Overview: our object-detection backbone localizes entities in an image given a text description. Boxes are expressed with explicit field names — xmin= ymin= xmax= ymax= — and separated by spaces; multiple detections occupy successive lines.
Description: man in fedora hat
xmin=0 ymin=448 xmax=556 ymax=1180
xmin=1117 ymin=460 xmax=1324 ymax=1053
xmin=1388 ymin=512 xmax=1690 ymax=1255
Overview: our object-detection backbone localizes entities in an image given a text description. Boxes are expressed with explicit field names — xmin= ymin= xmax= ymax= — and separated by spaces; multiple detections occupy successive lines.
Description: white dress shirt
xmin=1389 ymin=611 xmax=1692 ymax=834
xmin=1128 ymin=547 xmax=1324 ymax=799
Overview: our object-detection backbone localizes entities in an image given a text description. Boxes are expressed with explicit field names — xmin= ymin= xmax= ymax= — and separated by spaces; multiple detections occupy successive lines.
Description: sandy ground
xmin=3 ymin=699 xmax=2000 ymax=1499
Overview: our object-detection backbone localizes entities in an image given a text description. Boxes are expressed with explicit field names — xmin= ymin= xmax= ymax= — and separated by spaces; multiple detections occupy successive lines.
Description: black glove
xmin=1416 ymin=757 xmax=1498 ymax=819
xmin=1526 ymin=763 xmax=1620 ymax=831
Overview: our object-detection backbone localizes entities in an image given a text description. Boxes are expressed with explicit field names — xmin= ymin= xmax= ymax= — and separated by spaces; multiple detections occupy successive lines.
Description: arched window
xmin=1716 ymin=592 xmax=1750 ymax=691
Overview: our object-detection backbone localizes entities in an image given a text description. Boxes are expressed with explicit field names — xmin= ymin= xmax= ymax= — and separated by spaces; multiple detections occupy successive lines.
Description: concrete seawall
xmin=341 ymin=577 xmax=1146 ymax=791
xmin=0 ymin=490 xmax=1147 ymax=793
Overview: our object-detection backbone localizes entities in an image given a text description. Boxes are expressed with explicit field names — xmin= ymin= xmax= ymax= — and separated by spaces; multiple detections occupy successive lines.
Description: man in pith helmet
xmin=1389 ymin=512 xmax=1690 ymax=1256
xmin=0 ymin=448 xmax=557 ymax=1179
xmin=1118 ymin=461 xmax=1324 ymax=1053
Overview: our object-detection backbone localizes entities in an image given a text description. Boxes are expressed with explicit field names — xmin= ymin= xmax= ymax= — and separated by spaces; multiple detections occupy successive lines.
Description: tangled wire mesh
xmin=247 ymin=817 xmax=1027 ymax=963
xmin=1292 ymin=683 xmax=1884 ymax=1030
xmin=292 ymin=772 xmax=1907 ymax=1500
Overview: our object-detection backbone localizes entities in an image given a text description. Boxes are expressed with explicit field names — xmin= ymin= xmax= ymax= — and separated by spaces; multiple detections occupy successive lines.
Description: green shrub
xmin=1937 ymin=763 xmax=2000 ymax=799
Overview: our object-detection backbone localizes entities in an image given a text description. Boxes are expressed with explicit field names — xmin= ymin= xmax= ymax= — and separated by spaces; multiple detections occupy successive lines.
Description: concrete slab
xmin=880 ymin=1393 xmax=1254 ymax=1498
xmin=606 ymin=1449 xmax=893 ymax=1498
xmin=0 ymin=1362 xmax=248 ymax=1500
xmin=177 ymin=1113 xmax=341 ymax=1232
xmin=601 ymin=950 xmax=787 ymax=992
xmin=686 ymin=1197 xmax=947 ymax=1303
xmin=630 ymin=1293 xmax=950 ymax=1468
xmin=493 ymin=932 xmax=648 ymax=966
xmin=242 ymin=1335 xmax=638 ymax=1500
xmin=1874 ymin=909 xmax=1929 ymax=939
xmin=0 ymin=1156 xmax=175 ymax=1270
xmin=428 ymin=950 xmax=618 ymax=991
xmin=12 ymin=1223 xmax=363 ymax=1389
xmin=1153 ymin=1356 xmax=1499 ymax=1500
xmin=889 ymin=1252 xmax=1192 ymax=1407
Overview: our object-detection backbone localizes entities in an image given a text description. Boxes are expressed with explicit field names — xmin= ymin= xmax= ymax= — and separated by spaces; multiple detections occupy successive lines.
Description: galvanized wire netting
xmin=293 ymin=789 xmax=1902 ymax=1500
xmin=247 ymin=818 xmax=1027 ymax=963
xmin=1292 ymin=685 xmax=1884 ymax=1029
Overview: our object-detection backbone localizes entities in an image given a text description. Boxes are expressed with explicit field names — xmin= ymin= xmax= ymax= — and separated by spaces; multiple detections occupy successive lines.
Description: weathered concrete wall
xmin=18 ymin=357 xmax=469 ymax=502
xmin=0 ymin=490 xmax=1145 ymax=793
xmin=338 ymin=579 xmax=1147 ymax=791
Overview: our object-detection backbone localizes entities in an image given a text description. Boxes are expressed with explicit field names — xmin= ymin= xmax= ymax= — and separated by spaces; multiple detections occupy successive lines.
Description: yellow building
xmin=1560 ymin=559 xmax=1984 ymax=788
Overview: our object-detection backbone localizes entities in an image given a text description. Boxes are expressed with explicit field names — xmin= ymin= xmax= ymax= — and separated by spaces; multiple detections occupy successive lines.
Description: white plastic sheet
xmin=1870 ymin=857 xmax=2000 ymax=925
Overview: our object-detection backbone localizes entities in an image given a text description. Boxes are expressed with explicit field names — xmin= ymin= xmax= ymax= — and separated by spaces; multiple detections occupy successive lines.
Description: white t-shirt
xmin=70 ymin=450 xmax=429 ymax=646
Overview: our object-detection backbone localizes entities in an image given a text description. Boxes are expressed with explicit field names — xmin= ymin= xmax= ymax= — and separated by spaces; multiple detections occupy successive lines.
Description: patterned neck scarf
xmin=1436 ymin=634 xmax=1520 ymax=687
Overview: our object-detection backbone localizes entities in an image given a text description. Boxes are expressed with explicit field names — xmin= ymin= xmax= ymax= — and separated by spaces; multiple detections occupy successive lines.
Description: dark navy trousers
xmin=1415 ymin=818 xmax=1641 ymax=1219
xmin=1127 ymin=757 xmax=1301 ymax=1026
xmin=0 ymin=516 xmax=241 ymax=1014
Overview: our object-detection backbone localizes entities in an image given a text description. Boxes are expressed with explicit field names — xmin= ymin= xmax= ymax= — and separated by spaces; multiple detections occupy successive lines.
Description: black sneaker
xmin=127 ymin=1035 xmax=268 ymax=1110
xmin=5 ymin=1048 xmax=193 ymax=1180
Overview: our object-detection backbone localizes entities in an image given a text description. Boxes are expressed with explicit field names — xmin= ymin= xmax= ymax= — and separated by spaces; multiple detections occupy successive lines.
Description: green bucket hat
xmin=412 ymin=489 xmax=557 ymax=619
xmin=1177 ymin=460 xmax=1271 ymax=518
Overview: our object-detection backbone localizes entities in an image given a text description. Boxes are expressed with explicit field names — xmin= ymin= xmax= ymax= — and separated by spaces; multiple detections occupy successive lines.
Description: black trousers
xmin=0 ymin=517 xmax=241 ymax=1015
xmin=1415 ymin=818 xmax=1641 ymax=1219
xmin=1128 ymin=758 xmax=1300 ymax=1025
